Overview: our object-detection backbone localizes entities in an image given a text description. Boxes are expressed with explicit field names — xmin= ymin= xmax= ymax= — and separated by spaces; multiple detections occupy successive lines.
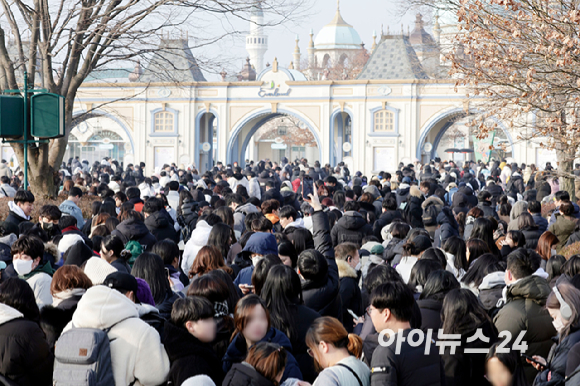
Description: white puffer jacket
xmin=64 ymin=286 xmax=169 ymax=386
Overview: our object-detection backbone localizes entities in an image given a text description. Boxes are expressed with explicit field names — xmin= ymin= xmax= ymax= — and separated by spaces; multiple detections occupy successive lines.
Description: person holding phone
xmin=528 ymin=282 xmax=580 ymax=386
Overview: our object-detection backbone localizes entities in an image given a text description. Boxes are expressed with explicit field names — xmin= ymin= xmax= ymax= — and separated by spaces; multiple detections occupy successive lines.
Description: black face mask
xmin=42 ymin=222 xmax=54 ymax=232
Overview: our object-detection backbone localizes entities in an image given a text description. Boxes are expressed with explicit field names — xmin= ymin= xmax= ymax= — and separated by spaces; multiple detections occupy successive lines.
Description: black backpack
xmin=422 ymin=204 xmax=441 ymax=227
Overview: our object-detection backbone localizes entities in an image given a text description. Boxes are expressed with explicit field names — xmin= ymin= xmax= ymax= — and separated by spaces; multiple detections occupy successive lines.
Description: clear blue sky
xmin=196 ymin=0 xmax=421 ymax=80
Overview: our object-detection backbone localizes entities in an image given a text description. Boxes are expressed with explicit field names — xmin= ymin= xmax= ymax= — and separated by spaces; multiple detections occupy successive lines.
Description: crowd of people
xmin=0 ymin=155 xmax=579 ymax=385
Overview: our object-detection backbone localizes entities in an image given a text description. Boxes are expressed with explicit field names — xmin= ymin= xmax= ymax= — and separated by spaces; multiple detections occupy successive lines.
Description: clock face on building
xmin=424 ymin=142 xmax=433 ymax=152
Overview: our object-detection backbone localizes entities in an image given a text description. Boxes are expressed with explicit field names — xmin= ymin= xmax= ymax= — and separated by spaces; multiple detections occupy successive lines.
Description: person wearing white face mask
xmin=234 ymin=232 xmax=279 ymax=295
xmin=335 ymin=242 xmax=363 ymax=333
xmin=527 ymin=282 xmax=580 ymax=386
xmin=11 ymin=235 xmax=53 ymax=308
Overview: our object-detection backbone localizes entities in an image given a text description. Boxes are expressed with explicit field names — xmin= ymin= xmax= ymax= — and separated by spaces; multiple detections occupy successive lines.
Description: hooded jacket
xmin=434 ymin=208 xmax=459 ymax=248
xmin=182 ymin=220 xmax=213 ymax=273
xmin=477 ymin=271 xmax=505 ymax=318
xmin=59 ymin=199 xmax=85 ymax=229
xmin=223 ymin=362 xmax=277 ymax=386
xmin=451 ymin=192 xmax=469 ymax=216
xmin=549 ymin=214 xmax=578 ymax=252
xmin=477 ymin=200 xmax=500 ymax=220
xmin=21 ymin=261 xmax=54 ymax=308
xmin=421 ymin=196 xmax=444 ymax=228
xmin=111 ymin=218 xmax=157 ymax=251
xmin=404 ymin=186 xmax=425 ymax=229
xmin=248 ymin=177 xmax=261 ymax=200
xmin=144 ymin=210 xmax=179 ymax=244
xmin=521 ymin=226 xmax=542 ymax=250
xmin=396 ymin=185 xmax=411 ymax=208
xmin=64 ymin=286 xmax=170 ymax=386
xmin=330 ymin=211 xmax=372 ymax=248
xmin=163 ymin=320 xmax=224 ymax=386
xmin=5 ymin=201 xmax=30 ymax=228
xmin=337 ymin=259 xmax=363 ymax=333
xmin=493 ymin=275 xmax=556 ymax=383
xmin=233 ymin=202 xmax=260 ymax=234
xmin=507 ymin=201 xmax=530 ymax=231
xmin=222 ymin=328 xmax=302 ymax=383
xmin=178 ymin=199 xmax=199 ymax=229
xmin=0 ymin=303 xmax=53 ymax=386
xmin=372 ymin=209 xmax=403 ymax=241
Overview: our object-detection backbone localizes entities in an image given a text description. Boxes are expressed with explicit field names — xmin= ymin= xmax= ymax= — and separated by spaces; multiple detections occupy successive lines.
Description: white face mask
xmin=553 ymin=316 xmax=566 ymax=334
xmin=13 ymin=259 xmax=33 ymax=276
xmin=251 ymin=255 xmax=263 ymax=267
xmin=551 ymin=248 xmax=557 ymax=257
xmin=355 ymin=262 xmax=361 ymax=271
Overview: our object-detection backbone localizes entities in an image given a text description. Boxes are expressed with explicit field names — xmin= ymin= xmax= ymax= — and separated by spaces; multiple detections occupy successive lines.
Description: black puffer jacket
xmin=417 ymin=298 xmax=443 ymax=334
xmin=0 ymin=304 xmax=53 ymax=386
xmin=506 ymin=174 xmax=525 ymax=199
xmin=330 ymin=211 xmax=372 ymax=247
xmin=383 ymin=236 xmax=405 ymax=265
xmin=535 ymin=327 xmax=580 ymax=386
xmin=372 ymin=209 xmax=403 ymax=240
xmin=223 ymin=363 xmax=276 ymax=386
xmin=485 ymin=183 xmax=504 ymax=207
xmin=442 ymin=319 xmax=498 ymax=386
xmin=477 ymin=200 xmax=500 ymax=220
xmin=522 ymin=226 xmax=542 ymax=250
xmin=304 ymin=210 xmax=342 ymax=321
xmin=144 ymin=210 xmax=179 ymax=244
xmin=434 ymin=208 xmax=459 ymax=248
xmin=370 ymin=328 xmax=444 ymax=386
xmin=458 ymin=186 xmax=478 ymax=208
xmin=155 ymin=291 xmax=182 ymax=320
xmin=337 ymin=260 xmax=363 ymax=333
xmin=396 ymin=186 xmax=411 ymax=208
xmin=404 ymin=187 xmax=424 ymax=228
xmin=163 ymin=320 xmax=224 ymax=386
xmin=177 ymin=199 xmax=199 ymax=229
xmin=111 ymin=218 xmax=157 ymax=251
xmin=451 ymin=192 xmax=469 ymax=216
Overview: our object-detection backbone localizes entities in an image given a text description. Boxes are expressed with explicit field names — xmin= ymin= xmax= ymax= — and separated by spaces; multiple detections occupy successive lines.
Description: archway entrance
xmin=417 ymin=109 xmax=514 ymax=164
xmin=68 ymin=114 xmax=134 ymax=165
xmin=195 ymin=111 xmax=218 ymax=174
xmin=227 ymin=110 xmax=322 ymax=167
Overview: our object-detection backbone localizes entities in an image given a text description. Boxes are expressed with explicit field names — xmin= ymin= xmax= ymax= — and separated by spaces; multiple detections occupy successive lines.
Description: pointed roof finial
xmin=272 ymin=57 xmax=278 ymax=72
xmin=337 ymin=0 xmax=340 ymax=10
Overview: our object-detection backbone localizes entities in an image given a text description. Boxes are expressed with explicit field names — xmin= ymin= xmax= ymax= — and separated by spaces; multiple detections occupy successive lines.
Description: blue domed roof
xmin=314 ymin=5 xmax=362 ymax=50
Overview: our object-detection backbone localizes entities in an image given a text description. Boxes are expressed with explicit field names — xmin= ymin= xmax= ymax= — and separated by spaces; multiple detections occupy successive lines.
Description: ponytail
xmin=346 ymin=333 xmax=363 ymax=358
xmin=119 ymin=249 xmax=132 ymax=261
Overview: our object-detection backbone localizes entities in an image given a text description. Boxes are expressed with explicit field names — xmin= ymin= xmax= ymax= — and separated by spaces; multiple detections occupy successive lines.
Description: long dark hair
xmin=260 ymin=265 xmax=303 ymax=341
xmin=462 ymin=253 xmax=503 ymax=288
xmin=441 ymin=288 xmax=492 ymax=335
xmin=443 ymin=236 xmax=468 ymax=271
xmin=408 ymin=259 xmax=443 ymax=293
xmin=131 ymin=252 xmax=172 ymax=304
xmin=419 ymin=270 xmax=460 ymax=301
xmin=470 ymin=218 xmax=499 ymax=255
xmin=207 ymin=223 xmax=232 ymax=259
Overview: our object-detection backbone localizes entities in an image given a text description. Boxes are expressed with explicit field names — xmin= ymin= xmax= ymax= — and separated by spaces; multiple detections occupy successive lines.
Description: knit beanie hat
xmin=83 ymin=257 xmax=117 ymax=285
xmin=135 ymin=277 xmax=156 ymax=306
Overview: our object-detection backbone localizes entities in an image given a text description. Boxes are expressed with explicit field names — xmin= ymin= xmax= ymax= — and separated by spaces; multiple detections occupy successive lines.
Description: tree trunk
xmin=557 ymin=148 xmax=576 ymax=202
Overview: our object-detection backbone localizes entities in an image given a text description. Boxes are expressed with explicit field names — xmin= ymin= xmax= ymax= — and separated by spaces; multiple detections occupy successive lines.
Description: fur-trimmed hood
xmin=421 ymin=195 xmax=444 ymax=209
xmin=409 ymin=185 xmax=422 ymax=198
xmin=337 ymin=259 xmax=358 ymax=279
xmin=44 ymin=242 xmax=59 ymax=262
